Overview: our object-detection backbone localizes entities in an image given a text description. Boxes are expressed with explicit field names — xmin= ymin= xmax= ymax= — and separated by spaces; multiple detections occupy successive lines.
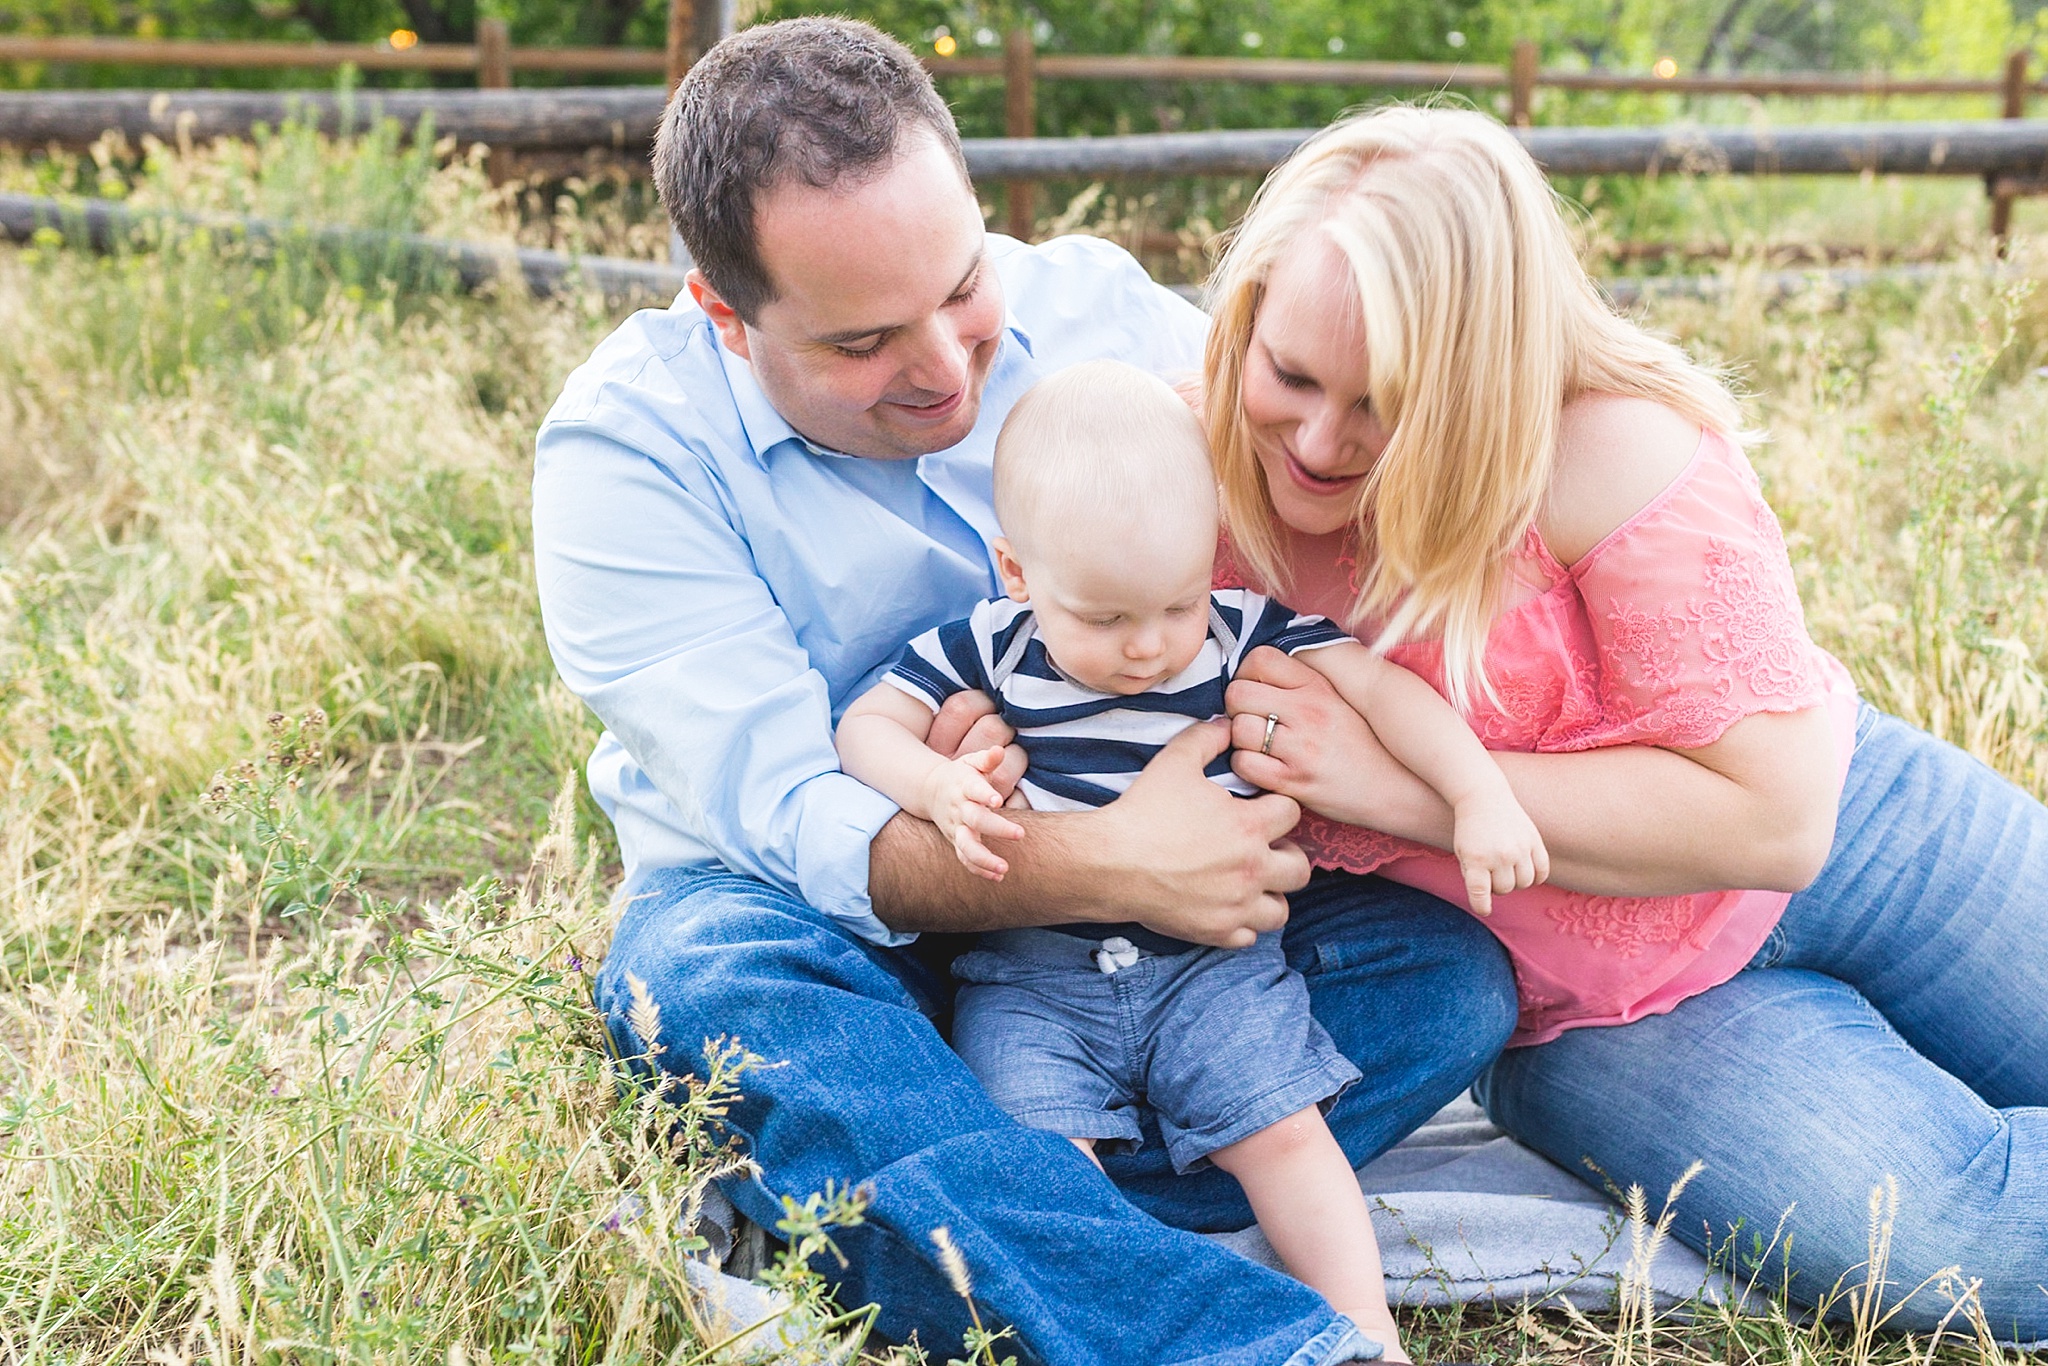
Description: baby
xmin=835 ymin=359 xmax=1547 ymax=1362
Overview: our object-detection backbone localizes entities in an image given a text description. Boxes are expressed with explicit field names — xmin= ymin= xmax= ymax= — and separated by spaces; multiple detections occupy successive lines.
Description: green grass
xmin=3 ymin=126 xmax=2048 ymax=1363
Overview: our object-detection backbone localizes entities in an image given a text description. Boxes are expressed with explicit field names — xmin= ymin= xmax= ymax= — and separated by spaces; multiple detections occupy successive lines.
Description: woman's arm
xmin=1227 ymin=394 xmax=1841 ymax=898
xmin=1227 ymin=646 xmax=1837 ymax=896
xmin=1299 ymin=643 xmax=1548 ymax=911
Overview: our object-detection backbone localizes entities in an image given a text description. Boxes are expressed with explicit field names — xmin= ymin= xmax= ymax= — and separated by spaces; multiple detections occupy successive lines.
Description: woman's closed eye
xmin=1268 ymin=351 xmax=1372 ymax=414
xmin=1270 ymin=356 xmax=1317 ymax=390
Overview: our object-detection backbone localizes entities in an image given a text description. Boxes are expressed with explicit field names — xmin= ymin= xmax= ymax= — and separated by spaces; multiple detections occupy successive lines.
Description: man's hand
xmin=923 ymin=747 xmax=1027 ymax=880
xmin=927 ymin=690 xmax=1026 ymax=802
xmin=867 ymin=717 xmax=1309 ymax=939
xmin=1102 ymin=722 xmax=1310 ymax=948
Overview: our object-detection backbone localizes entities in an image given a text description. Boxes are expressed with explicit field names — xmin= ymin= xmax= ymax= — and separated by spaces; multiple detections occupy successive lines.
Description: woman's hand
xmin=1225 ymin=646 xmax=1455 ymax=846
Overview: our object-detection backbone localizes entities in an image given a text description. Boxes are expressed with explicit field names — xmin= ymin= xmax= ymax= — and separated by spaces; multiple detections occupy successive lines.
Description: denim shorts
xmin=950 ymin=928 xmax=1362 ymax=1173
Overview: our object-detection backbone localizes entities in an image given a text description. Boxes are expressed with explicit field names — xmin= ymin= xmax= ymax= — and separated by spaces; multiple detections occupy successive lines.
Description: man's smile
xmin=884 ymin=387 xmax=967 ymax=422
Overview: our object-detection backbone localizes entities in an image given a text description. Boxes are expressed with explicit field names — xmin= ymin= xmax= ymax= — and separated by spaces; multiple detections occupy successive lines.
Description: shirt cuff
xmin=794 ymin=771 xmax=916 ymax=947
xmin=880 ymin=670 xmax=949 ymax=710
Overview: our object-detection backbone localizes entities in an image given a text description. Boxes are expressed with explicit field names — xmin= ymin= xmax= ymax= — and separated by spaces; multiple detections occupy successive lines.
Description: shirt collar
xmin=715 ymin=310 xmax=1035 ymax=465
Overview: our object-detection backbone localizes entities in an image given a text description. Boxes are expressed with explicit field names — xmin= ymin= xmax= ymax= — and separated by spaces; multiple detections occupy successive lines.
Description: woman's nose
xmin=1294 ymin=405 xmax=1358 ymax=472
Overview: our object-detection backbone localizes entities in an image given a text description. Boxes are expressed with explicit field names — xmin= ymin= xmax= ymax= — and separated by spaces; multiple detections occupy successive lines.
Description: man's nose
xmin=899 ymin=316 xmax=973 ymax=396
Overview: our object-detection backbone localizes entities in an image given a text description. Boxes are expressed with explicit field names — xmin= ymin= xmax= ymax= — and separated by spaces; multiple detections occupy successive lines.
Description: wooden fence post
xmin=476 ymin=18 xmax=512 ymax=182
xmin=694 ymin=0 xmax=731 ymax=71
xmin=1005 ymin=26 xmax=1037 ymax=241
xmin=476 ymin=17 xmax=511 ymax=87
xmin=1509 ymin=39 xmax=1537 ymax=127
xmin=1991 ymin=47 xmax=2028 ymax=247
xmin=664 ymin=0 xmax=733 ymax=270
xmin=665 ymin=0 xmax=696 ymax=92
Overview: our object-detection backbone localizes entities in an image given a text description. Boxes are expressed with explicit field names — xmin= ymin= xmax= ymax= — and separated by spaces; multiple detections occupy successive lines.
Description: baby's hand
xmin=924 ymin=747 xmax=1027 ymax=881
xmin=1452 ymin=793 xmax=1549 ymax=916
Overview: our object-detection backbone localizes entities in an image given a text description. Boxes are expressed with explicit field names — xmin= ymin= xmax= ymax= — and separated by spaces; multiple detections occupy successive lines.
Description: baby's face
xmin=998 ymin=533 xmax=1216 ymax=696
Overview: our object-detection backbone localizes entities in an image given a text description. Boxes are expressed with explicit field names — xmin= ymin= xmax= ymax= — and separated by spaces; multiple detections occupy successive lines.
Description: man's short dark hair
xmin=655 ymin=17 xmax=969 ymax=322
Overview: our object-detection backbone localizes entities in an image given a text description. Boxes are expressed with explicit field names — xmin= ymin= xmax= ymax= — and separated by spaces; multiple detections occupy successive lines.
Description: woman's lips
xmin=886 ymin=387 xmax=966 ymax=423
xmin=1282 ymin=448 xmax=1366 ymax=496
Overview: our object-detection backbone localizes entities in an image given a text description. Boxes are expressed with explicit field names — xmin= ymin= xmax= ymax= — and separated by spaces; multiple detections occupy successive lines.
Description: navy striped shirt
xmin=886 ymin=589 xmax=1347 ymax=951
xmin=887 ymin=589 xmax=1348 ymax=811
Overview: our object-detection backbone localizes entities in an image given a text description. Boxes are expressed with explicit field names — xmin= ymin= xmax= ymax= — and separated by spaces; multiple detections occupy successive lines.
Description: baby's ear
xmin=991 ymin=538 xmax=1031 ymax=603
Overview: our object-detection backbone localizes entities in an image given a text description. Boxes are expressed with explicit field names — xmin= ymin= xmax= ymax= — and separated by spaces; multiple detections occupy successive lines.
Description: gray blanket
xmin=1210 ymin=1096 xmax=1733 ymax=1313
xmin=671 ymin=1097 xmax=1740 ymax=1354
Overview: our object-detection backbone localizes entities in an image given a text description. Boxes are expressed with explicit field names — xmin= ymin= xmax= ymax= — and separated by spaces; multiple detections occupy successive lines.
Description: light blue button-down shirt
xmin=533 ymin=233 xmax=1209 ymax=944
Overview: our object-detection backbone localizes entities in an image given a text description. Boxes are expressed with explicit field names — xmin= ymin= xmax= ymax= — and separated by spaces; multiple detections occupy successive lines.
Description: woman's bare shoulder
xmin=1537 ymin=394 xmax=1705 ymax=567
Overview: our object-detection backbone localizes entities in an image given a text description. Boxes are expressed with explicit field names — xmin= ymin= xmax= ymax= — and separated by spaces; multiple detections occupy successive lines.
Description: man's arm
xmin=835 ymin=683 xmax=1022 ymax=880
xmin=534 ymin=421 xmax=905 ymax=939
xmin=870 ymin=722 xmax=1312 ymax=948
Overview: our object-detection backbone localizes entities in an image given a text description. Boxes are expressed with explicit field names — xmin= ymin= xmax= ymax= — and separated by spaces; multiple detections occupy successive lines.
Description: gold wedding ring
xmin=1260 ymin=713 xmax=1280 ymax=755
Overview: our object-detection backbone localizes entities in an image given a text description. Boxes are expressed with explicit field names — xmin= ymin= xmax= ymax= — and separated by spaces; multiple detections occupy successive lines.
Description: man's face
xmin=692 ymin=132 xmax=1007 ymax=460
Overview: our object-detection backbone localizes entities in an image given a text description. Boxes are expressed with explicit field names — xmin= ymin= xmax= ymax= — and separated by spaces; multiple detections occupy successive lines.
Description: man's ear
xmin=992 ymin=538 xmax=1031 ymax=604
xmin=687 ymin=269 xmax=751 ymax=361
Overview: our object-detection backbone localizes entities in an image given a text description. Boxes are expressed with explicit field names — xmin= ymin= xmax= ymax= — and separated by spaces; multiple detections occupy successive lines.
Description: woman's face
xmin=1239 ymin=236 xmax=1391 ymax=537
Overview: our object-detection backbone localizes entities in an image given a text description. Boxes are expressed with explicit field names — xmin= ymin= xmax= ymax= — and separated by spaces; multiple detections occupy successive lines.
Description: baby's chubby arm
xmin=1299 ymin=644 xmax=1549 ymax=914
xmin=836 ymin=683 xmax=1026 ymax=881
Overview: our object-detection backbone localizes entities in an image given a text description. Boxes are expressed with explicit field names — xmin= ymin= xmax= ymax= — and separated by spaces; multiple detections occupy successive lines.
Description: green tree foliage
xmin=1 ymin=0 xmax=2042 ymax=106
xmin=751 ymin=0 xmax=1491 ymax=136
xmin=0 ymin=0 xmax=673 ymax=88
xmin=1486 ymin=0 xmax=2040 ymax=74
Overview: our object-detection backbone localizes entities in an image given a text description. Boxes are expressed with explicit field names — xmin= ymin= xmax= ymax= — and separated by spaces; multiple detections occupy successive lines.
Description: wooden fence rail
xmin=0 ymin=34 xmax=667 ymax=75
xmin=0 ymin=88 xmax=665 ymax=151
xmin=4 ymin=186 xmax=1989 ymax=312
xmin=7 ymin=90 xmax=2048 ymax=186
xmin=3 ymin=28 xmax=2043 ymax=105
xmin=970 ymin=121 xmax=2048 ymax=180
xmin=12 ymin=20 xmax=2044 ymax=231
xmin=0 ymin=187 xmax=685 ymax=296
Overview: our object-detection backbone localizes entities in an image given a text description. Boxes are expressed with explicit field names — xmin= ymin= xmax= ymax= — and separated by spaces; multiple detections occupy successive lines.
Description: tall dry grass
xmin=2 ymin=131 xmax=2047 ymax=1363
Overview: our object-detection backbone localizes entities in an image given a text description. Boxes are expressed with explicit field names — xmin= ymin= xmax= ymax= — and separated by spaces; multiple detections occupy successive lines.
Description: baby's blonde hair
xmin=994 ymin=359 xmax=1217 ymax=555
xmin=1205 ymin=105 xmax=1743 ymax=710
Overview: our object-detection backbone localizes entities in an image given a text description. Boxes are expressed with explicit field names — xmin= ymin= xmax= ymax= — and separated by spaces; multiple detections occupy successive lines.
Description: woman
xmin=1207 ymin=106 xmax=2048 ymax=1338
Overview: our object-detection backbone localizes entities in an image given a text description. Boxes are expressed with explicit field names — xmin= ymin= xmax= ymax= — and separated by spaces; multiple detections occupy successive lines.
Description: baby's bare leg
xmin=1209 ymin=1106 xmax=1407 ymax=1363
xmin=1071 ymin=1136 xmax=1103 ymax=1171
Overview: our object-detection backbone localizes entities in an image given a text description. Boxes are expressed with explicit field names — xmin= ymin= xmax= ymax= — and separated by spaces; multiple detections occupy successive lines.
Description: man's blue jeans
xmin=596 ymin=867 xmax=1517 ymax=1363
xmin=1479 ymin=706 xmax=2048 ymax=1341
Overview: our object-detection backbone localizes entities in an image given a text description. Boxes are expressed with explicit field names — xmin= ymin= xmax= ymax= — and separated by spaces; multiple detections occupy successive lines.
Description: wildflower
xmin=626 ymin=972 xmax=663 ymax=1054
xmin=932 ymin=1225 xmax=973 ymax=1299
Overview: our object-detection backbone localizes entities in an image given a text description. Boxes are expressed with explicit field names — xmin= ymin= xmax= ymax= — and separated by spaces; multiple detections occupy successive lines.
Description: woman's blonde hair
xmin=1205 ymin=105 xmax=1743 ymax=710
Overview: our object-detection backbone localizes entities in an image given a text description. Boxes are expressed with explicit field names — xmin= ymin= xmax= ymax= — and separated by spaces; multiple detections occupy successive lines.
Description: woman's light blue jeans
xmin=1478 ymin=705 xmax=2048 ymax=1340
xmin=596 ymin=865 xmax=1517 ymax=1364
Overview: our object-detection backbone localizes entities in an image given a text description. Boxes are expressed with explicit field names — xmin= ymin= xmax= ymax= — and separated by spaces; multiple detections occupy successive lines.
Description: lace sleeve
xmin=1568 ymin=432 xmax=1838 ymax=751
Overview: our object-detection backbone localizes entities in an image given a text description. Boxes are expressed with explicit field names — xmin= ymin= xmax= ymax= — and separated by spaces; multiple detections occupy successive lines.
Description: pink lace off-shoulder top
xmin=1218 ymin=429 xmax=1860 ymax=1046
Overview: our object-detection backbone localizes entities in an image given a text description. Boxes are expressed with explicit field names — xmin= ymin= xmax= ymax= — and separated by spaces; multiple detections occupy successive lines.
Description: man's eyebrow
xmin=812 ymin=251 xmax=985 ymax=347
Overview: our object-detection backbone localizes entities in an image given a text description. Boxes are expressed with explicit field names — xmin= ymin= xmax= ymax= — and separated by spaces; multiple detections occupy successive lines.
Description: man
xmin=533 ymin=18 xmax=1516 ymax=1363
